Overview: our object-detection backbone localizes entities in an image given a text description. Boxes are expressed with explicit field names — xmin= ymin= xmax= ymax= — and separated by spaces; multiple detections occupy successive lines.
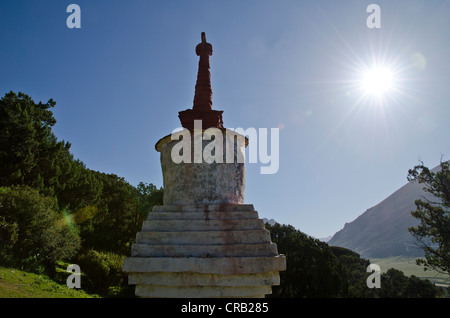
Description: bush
xmin=75 ymin=249 xmax=134 ymax=297
xmin=0 ymin=186 xmax=80 ymax=273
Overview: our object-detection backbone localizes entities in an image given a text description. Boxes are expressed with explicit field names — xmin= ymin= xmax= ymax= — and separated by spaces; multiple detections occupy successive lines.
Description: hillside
xmin=0 ymin=266 xmax=98 ymax=298
xmin=328 ymin=166 xmax=439 ymax=258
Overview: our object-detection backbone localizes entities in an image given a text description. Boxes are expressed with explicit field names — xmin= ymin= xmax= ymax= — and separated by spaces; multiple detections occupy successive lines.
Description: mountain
xmin=262 ymin=218 xmax=277 ymax=226
xmin=328 ymin=165 xmax=440 ymax=258
xmin=317 ymin=235 xmax=332 ymax=243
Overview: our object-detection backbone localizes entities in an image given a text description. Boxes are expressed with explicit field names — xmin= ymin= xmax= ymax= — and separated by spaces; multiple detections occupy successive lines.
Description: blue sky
xmin=1 ymin=0 xmax=450 ymax=238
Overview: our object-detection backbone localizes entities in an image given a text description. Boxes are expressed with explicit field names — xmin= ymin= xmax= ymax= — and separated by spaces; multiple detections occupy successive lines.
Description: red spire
xmin=193 ymin=32 xmax=213 ymax=111
xmin=178 ymin=33 xmax=224 ymax=130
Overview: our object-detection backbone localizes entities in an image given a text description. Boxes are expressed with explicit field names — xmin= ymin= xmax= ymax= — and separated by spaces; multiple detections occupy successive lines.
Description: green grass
xmin=371 ymin=256 xmax=449 ymax=288
xmin=0 ymin=265 xmax=99 ymax=298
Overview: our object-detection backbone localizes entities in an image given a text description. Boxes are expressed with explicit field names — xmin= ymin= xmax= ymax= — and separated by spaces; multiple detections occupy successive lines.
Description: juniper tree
xmin=407 ymin=159 xmax=450 ymax=276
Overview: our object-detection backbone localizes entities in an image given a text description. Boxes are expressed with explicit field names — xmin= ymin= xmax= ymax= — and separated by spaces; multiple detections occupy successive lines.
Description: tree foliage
xmin=329 ymin=246 xmax=372 ymax=297
xmin=266 ymin=223 xmax=444 ymax=298
xmin=407 ymin=160 xmax=450 ymax=275
xmin=0 ymin=91 xmax=163 ymax=287
xmin=266 ymin=223 xmax=347 ymax=297
xmin=0 ymin=91 xmax=72 ymax=197
xmin=375 ymin=268 xmax=444 ymax=298
xmin=0 ymin=185 xmax=80 ymax=272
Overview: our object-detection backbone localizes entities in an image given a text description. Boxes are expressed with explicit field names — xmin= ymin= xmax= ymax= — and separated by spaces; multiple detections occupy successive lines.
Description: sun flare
xmin=361 ymin=66 xmax=394 ymax=96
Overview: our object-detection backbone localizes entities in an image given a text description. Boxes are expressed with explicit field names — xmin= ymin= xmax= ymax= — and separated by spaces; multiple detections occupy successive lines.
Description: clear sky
xmin=1 ymin=0 xmax=449 ymax=239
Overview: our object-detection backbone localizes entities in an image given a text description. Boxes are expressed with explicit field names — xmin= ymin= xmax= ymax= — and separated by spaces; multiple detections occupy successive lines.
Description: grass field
xmin=0 ymin=266 xmax=98 ymax=298
xmin=370 ymin=256 xmax=449 ymax=288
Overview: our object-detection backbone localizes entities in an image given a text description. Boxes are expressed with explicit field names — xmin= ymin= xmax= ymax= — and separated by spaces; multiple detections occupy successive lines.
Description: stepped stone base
xmin=123 ymin=204 xmax=286 ymax=298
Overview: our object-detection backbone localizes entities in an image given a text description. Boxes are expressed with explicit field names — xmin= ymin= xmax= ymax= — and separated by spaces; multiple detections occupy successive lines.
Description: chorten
xmin=122 ymin=33 xmax=286 ymax=298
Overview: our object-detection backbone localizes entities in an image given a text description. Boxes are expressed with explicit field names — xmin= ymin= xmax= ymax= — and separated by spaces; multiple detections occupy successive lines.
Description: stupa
xmin=122 ymin=33 xmax=286 ymax=298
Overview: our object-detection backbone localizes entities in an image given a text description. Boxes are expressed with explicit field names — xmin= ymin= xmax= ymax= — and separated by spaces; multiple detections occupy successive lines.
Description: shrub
xmin=76 ymin=249 xmax=133 ymax=297
xmin=0 ymin=186 xmax=80 ymax=273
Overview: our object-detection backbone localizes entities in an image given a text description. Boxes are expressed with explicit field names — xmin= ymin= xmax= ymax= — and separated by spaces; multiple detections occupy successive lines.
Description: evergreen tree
xmin=407 ymin=160 xmax=450 ymax=276
xmin=0 ymin=91 xmax=72 ymax=197
xmin=266 ymin=223 xmax=347 ymax=297
xmin=375 ymin=268 xmax=444 ymax=298
xmin=135 ymin=182 xmax=164 ymax=225
xmin=330 ymin=246 xmax=372 ymax=297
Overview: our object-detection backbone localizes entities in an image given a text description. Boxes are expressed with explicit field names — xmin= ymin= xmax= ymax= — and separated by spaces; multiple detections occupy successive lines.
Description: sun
xmin=361 ymin=66 xmax=394 ymax=96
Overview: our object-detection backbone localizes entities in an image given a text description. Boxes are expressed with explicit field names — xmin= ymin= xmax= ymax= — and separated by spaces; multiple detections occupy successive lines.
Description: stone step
xmin=134 ymin=284 xmax=271 ymax=298
xmin=131 ymin=242 xmax=279 ymax=257
xmin=147 ymin=211 xmax=259 ymax=221
xmin=128 ymin=271 xmax=280 ymax=287
xmin=123 ymin=256 xmax=286 ymax=275
xmin=135 ymin=229 xmax=272 ymax=245
xmin=152 ymin=204 xmax=255 ymax=212
xmin=141 ymin=218 xmax=264 ymax=232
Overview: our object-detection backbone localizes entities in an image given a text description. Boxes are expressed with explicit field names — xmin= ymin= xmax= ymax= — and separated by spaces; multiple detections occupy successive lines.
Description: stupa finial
xmin=178 ymin=32 xmax=224 ymax=130
xmin=193 ymin=32 xmax=213 ymax=111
